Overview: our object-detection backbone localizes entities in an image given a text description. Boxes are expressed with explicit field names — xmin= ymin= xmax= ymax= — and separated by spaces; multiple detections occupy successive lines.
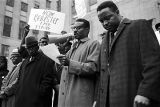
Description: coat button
xmin=107 ymin=63 xmax=109 ymax=66
xmin=62 ymin=92 xmax=64 ymax=95
xmin=63 ymin=80 xmax=65 ymax=82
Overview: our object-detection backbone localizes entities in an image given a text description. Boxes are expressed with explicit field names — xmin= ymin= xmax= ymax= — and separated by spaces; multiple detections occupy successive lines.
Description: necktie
xmin=76 ymin=40 xmax=81 ymax=48
xmin=73 ymin=40 xmax=81 ymax=50
xmin=69 ymin=41 xmax=81 ymax=58
xmin=110 ymin=32 xmax=114 ymax=45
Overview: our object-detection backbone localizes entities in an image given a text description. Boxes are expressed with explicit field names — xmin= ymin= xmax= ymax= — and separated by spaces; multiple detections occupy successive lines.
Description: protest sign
xmin=28 ymin=9 xmax=65 ymax=34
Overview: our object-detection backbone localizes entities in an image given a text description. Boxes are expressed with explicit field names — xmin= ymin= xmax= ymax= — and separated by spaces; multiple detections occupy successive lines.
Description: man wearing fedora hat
xmin=15 ymin=35 xmax=59 ymax=107
xmin=0 ymin=48 xmax=22 ymax=107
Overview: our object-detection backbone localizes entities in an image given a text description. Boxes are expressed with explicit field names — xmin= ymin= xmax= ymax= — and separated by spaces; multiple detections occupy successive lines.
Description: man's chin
xmin=104 ymin=27 xmax=111 ymax=31
xmin=106 ymin=28 xmax=115 ymax=32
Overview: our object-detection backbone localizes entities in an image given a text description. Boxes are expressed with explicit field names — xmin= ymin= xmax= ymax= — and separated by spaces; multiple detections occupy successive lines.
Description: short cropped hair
xmin=97 ymin=1 xmax=118 ymax=13
xmin=76 ymin=18 xmax=90 ymax=29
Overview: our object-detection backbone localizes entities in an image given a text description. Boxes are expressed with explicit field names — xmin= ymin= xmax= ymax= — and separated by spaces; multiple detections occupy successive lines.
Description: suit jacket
xmin=97 ymin=18 xmax=160 ymax=107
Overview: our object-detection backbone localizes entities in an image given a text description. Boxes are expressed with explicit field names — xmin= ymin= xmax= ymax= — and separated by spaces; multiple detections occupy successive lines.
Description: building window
xmin=56 ymin=0 xmax=61 ymax=12
xmin=19 ymin=21 xmax=26 ymax=40
xmin=6 ymin=0 xmax=14 ymax=7
xmin=3 ymin=16 xmax=12 ymax=37
xmin=34 ymin=3 xmax=40 ymax=9
xmin=89 ymin=0 xmax=97 ymax=6
xmin=71 ymin=0 xmax=76 ymax=15
xmin=21 ymin=2 xmax=28 ymax=12
xmin=46 ymin=0 xmax=51 ymax=9
xmin=1 ymin=44 xmax=9 ymax=57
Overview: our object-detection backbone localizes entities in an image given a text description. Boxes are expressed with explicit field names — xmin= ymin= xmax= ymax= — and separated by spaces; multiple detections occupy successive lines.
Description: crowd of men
xmin=0 ymin=1 xmax=160 ymax=107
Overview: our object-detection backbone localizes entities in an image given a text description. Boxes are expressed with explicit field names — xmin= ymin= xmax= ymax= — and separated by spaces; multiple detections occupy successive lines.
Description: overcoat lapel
xmin=103 ymin=31 xmax=110 ymax=58
xmin=67 ymin=42 xmax=77 ymax=58
xmin=110 ymin=18 xmax=131 ymax=53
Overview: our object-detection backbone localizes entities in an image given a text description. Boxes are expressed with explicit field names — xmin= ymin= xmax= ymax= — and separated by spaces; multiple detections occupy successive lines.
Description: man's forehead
xmin=72 ymin=22 xmax=84 ymax=27
xmin=41 ymin=39 xmax=47 ymax=41
xmin=40 ymin=38 xmax=48 ymax=41
xmin=98 ymin=8 xmax=113 ymax=16
xmin=11 ymin=54 xmax=19 ymax=57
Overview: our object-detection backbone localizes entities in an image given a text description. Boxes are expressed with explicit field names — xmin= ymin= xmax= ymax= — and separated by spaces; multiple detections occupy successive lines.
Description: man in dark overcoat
xmin=0 ymin=56 xmax=9 ymax=107
xmin=15 ymin=35 xmax=59 ymax=107
xmin=95 ymin=1 xmax=160 ymax=107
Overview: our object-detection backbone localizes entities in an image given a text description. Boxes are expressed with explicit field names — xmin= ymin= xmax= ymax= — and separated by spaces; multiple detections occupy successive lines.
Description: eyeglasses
xmin=39 ymin=41 xmax=48 ymax=44
xmin=71 ymin=26 xmax=84 ymax=31
xmin=10 ymin=56 xmax=19 ymax=60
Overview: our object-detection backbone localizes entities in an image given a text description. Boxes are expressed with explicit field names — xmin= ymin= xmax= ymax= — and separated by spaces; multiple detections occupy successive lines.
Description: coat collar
xmin=78 ymin=37 xmax=90 ymax=43
xmin=27 ymin=52 xmax=42 ymax=63
xmin=68 ymin=37 xmax=90 ymax=58
xmin=109 ymin=18 xmax=131 ymax=52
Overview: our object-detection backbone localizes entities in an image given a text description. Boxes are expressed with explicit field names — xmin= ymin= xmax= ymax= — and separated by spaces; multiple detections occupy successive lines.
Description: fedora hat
xmin=25 ymin=36 xmax=38 ymax=48
xmin=24 ymin=30 xmax=38 ymax=48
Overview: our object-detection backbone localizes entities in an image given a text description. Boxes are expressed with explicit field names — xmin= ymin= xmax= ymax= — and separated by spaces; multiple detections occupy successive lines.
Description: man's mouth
xmin=105 ymin=26 xmax=111 ymax=30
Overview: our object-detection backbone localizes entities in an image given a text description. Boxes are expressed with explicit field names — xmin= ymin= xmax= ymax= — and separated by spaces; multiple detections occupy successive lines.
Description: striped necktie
xmin=110 ymin=32 xmax=114 ymax=45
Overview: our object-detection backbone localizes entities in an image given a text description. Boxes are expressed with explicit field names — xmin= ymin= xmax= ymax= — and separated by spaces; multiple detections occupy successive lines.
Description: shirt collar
xmin=78 ymin=37 xmax=90 ymax=43
xmin=29 ymin=52 xmax=41 ymax=62
xmin=116 ymin=17 xmax=124 ymax=31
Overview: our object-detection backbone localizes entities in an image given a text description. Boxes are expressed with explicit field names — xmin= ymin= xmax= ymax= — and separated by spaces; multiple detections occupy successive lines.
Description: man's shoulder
xmin=87 ymin=38 xmax=100 ymax=46
xmin=40 ymin=52 xmax=55 ymax=63
xmin=129 ymin=19 xmax=148 ymax=25
xmin=123 ymin=18 xmax=150 ymax=31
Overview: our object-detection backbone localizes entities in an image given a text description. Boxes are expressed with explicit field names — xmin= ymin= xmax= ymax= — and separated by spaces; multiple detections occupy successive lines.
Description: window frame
xmin=21 ymin=2 xmax=28 ymax=12
xmin=46 ymin=0 xmax=51 ymax=9
xmin=6 ymin=0 xmax=15 ymax=7
xmin=56 ymin=0 xmax=61 ymax=12
xmin=1 ymin=44 xmax=10 ymax=57
xmin=3 ymin=16 xmax=12 ymax=37
xmin=19 ymin=21 xmax=26 ymax=40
